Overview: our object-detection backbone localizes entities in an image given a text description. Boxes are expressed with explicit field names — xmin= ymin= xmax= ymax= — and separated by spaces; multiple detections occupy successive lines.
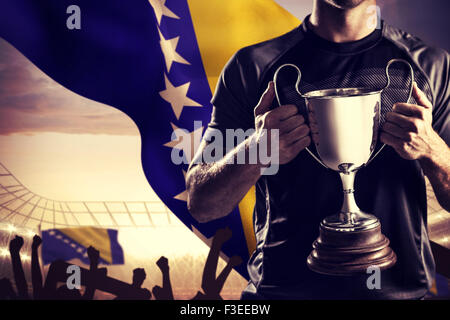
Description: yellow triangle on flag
xmin=429 ymin=278 xmax=438 ymax=296
xmin=188 ymin=0 xmax=300 ymax=91
xmin=59 ymin=227 xmax=114 ymax=264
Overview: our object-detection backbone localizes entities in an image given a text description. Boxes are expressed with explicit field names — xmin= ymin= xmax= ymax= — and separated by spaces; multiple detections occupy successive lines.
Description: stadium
xmin=1 ymin=161 xmax=448 ymax=299
xmin=0 ymin=162 xmax=247 ymax=299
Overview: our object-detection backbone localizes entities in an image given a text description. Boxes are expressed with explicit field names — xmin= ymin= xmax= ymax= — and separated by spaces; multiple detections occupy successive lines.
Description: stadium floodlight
xmin=26 ymin=229 xmax=35 ymax=238
xmin=0 ymin=248 xmax=8 ymax=257
xmin=7 ymin=224 xmax=16 ymax=233
xmin=20 ymin=254 xmax=30 ymax=261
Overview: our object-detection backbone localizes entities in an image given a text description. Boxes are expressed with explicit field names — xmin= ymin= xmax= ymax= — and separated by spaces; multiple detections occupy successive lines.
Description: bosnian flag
xmin=0 ymin=0 xmax=299 ymax=278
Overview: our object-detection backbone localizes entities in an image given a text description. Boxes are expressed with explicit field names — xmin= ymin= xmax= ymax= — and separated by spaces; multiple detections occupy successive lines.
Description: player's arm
xmin=186 ymin=139 xmax=264 ymax=223
xmin=381 ymin=82 xmax=450 ymax=211
xmin=420 ymin=142 xmax=450 ymax=211
xmin=186 ymin=82 xmax=310 ymax=223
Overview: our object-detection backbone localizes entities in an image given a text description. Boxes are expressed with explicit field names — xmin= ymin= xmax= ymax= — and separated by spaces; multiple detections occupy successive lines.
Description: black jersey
xmin=207 ymin=16 xmax=449 ymax=299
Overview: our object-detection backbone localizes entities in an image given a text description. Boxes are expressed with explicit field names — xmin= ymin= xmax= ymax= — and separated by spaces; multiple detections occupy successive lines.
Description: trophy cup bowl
xmin=273 ymin=59 xmax=414 ymax=275
xmin=304 ymin=87 xmax=396 ymax=275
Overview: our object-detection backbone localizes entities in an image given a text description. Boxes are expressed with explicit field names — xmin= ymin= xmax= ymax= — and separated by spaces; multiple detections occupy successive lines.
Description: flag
xmin=0 ymin=0 xmax=299 ymax=278
xmin=428 ymin=273 xmax=450 ymax=298
xmin=41 ymin=227 xmax=124 ymax=265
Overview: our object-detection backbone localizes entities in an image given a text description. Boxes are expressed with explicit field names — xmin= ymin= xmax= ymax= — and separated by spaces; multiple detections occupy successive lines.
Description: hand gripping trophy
xmin=273 ymin=59 xmax=414 ymax=275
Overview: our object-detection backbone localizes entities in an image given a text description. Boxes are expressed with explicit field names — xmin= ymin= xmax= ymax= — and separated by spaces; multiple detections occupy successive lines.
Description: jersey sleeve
xmin=209 ymin=51 xmax=255 ymax=133
xmin=212 ymin=52 xmax=254 ymax=131
xmin=431 ymin=49 xmax=450 ymax=144
xmin=189 ymin=51 xmax=256 ymax=168
xmin=384 ymin=25 xmax=450 ymax=144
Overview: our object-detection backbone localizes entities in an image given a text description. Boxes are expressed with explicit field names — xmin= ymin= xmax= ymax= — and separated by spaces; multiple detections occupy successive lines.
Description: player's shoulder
xmin=226 ymin=25 xmax=304 ymax=79
xmin=237 ymin=25 xmax=303 ymax=64
xmin=383 ymin=23 xmax=449 ymax=106
xmin=383 ymin=24 xmax=449 ymax=72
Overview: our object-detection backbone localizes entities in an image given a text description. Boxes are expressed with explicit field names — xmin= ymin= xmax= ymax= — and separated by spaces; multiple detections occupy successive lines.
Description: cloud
xmin=0 ymin=38 xmax=139 ymax=136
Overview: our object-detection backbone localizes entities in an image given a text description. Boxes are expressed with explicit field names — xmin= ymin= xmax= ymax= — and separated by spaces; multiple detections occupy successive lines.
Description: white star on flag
xmin=158 ymin=28 xmax=190 ymax=72
xmin=164 ymin=123 xmax=203 ymax=163
xmin=149 ymin=0 xmax=180 ymax=25
xmin=174 ymin=170 xmax=187 ymax=201
xmin=159 ymin=74 xmax=202 ymax=120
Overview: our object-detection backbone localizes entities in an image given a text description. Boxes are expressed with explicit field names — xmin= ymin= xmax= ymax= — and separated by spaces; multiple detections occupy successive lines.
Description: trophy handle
xmin=273 ymin=64 xmax=329 ymax=169
xmin=366 ymin=58 xmax=415 ymax=165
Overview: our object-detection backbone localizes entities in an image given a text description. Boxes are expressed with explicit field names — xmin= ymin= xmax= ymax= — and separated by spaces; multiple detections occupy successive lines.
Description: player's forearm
xmin=186 ymin=135 xmax=264 ymax=223
xmin=420 ymin=133 xmax=450 ymax=212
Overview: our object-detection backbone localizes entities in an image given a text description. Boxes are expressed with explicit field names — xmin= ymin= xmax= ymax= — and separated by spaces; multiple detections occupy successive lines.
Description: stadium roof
xmin=0 ymin=162 xmax=181 ymax=230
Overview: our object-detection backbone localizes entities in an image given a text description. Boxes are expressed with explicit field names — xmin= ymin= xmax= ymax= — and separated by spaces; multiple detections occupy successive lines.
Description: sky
xmin=0 ymin=0 xmax=449 ymax=202
xmin=0 ymin=38 xmax=156 ymax=201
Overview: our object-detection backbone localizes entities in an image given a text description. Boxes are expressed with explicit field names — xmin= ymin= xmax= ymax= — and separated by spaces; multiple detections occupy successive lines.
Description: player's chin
xmin=324 ymin=0 xmax=368 ymax=9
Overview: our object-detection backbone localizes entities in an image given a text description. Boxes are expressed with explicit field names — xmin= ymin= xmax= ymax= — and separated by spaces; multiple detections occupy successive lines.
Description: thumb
xmin=412 ymin=82 xmax=432 ymax=109
xmin=254 ymin=81 xmax=275 ymax=117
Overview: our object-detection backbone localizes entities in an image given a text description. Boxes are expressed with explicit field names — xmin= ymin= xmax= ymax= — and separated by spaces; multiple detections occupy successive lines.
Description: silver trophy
xmin=273 ymin=59 xmax=414 ymax=275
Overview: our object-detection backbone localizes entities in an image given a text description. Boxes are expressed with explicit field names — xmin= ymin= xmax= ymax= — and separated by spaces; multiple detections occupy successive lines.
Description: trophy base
xmin=307 ymin=223 xmax=397 ymax=276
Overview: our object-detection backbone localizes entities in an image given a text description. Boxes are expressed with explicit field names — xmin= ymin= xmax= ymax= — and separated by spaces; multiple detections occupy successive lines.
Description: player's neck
xmin=309 ymin=0 xmax=377 ymax=43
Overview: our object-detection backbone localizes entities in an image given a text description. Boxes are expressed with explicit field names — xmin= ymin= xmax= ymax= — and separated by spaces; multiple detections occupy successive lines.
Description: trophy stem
xmin=321 ymin=167 xmax=379 ymax=232
xmin=339 ymin=171 xmax=360 ymax=225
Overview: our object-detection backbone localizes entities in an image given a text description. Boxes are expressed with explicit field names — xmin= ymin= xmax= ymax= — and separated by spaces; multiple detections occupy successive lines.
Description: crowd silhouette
xmin=0 ymin=227 xmax=242 ymax=300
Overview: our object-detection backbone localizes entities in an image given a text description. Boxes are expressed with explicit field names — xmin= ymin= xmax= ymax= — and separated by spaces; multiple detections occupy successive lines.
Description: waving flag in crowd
xmin=41 ymin=227 xmax=124 ymax=265
xmin=0 ymin=0 xmax=299 ymax=278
